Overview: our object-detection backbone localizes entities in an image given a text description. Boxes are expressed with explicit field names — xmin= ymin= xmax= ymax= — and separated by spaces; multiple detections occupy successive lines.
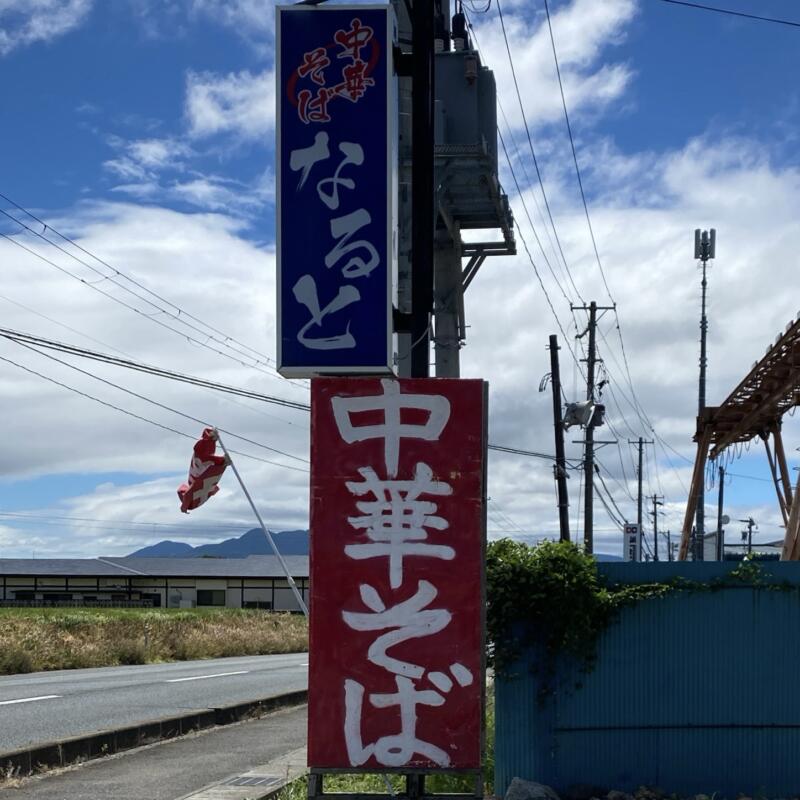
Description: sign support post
xmin=213 ymin=429 xmax=309 ymax=616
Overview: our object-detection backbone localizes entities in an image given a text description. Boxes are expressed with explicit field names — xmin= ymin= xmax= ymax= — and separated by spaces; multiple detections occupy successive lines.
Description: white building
xmin=0 ymin=556 xmax=309 ymax=611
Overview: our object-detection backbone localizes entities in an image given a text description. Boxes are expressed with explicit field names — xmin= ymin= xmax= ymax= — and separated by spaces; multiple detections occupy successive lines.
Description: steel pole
xmin=583 ymin=302 xmax=597 ymax=554
xmin=695 ymin=258 xmax=708 ymax=559
xmin=652 ymin=494 xmax=659 ymax=561
xmin=716 ymin=465 xmax=725 ymax=561
xmin=549 ymin=335 xmax=570 ymax=542
xmin=410 ymin=0 xmax=435 ymax=378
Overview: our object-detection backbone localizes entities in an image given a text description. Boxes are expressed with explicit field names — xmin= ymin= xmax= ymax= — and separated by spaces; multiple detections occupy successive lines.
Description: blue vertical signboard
xmin=277 ymin=5 xmax=397 ymax=377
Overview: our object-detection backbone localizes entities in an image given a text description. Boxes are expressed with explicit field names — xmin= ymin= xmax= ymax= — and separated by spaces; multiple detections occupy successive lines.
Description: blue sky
xmin=1 ymin=0 xmax=800 ymax=558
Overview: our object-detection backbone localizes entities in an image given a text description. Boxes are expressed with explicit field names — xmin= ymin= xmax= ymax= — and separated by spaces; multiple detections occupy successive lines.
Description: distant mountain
xmin=128 ymin=540 xmax=195 ymax=557
xmin=128 ymin=528 xmax=309 ymax=558
xmin=594 ymin=553 xmax=623 ymax=562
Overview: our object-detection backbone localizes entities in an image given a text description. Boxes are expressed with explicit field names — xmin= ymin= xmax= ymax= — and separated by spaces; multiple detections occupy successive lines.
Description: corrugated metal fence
xmin=495 ymin=563 xmax=800 ymax=797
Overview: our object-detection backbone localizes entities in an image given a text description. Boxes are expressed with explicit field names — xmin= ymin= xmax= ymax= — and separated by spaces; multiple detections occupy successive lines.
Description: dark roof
xmin=0 ymin=556 xmax=309 ymax=579
xmin=0 ymin=559 xmax=131 ymax=576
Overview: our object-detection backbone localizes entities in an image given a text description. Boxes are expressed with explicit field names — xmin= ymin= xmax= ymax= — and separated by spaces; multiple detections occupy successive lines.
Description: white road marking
xmin=166 ymin=670 xmax=249 ymax=683
xmin=0 ymin=694 xmax=61 ymax=706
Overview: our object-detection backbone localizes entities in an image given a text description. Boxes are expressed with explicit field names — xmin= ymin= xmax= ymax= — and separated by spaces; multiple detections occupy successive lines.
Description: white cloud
xmin=185 ymin=68 xmax=274 ymax=141
xmin=102 ymin=137 xmax=274 ymax=213
xmin=190 ymin=0 xmax=274 ymax=40
xmin=0 ymin=0 xmax=92 ymax=56
xmin=104 ymin=136 xmax=193 ymax=180
xmin=472 ymin=0 xmax=636 ymax=132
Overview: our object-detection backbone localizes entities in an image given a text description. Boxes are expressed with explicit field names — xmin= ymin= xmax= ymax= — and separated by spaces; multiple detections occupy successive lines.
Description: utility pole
xmin=649 ymin=494 xmax=664 ymax=561
xmin=548 ymin=335 xmax=570 ymax=542
xmin=571 ymin=301 xmax=615 ymax=554
xmin=693 ymin=228 xmax=716 ymax=559
xmin=582 ymin=301 xmax=597 ymax=555
xmin=740 ymin=516 xmax=757 ymax=555
xmin=629 ymin=437 xmax=654 ymax=562
xmin=409 ymin=0 xmax=436 ymax=378
xmin=666 ymin=530 xmax=673 ymax=561
xmin=716 ymin=465 xmax=725 ymax=561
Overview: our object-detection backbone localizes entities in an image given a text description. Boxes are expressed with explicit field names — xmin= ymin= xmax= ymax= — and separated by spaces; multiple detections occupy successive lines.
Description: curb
xmin=0 ymin=689 xmax=308 ymax=778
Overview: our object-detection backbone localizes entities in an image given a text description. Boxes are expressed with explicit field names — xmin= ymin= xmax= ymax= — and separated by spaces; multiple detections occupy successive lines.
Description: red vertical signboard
xmin=309 ymin=377 xmax=487 ymax=770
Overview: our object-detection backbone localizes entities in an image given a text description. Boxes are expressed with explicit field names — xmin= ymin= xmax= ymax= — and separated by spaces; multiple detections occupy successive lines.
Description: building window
xmin=197 ymin=589 xmax=226 ymax=606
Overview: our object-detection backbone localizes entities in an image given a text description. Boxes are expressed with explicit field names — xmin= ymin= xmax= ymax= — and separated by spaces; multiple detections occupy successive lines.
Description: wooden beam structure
xmin=680 ymin=426 xmax=713 ymax=561
xmin=679 ymin=314 xmax=800 ymax=559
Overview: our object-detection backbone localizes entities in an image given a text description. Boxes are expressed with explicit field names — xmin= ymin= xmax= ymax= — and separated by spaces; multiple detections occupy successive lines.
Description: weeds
xmin=0 ymin=608 xmax=308 ymax=674
xmin=276 ymin=685 xmax=495 ymax=800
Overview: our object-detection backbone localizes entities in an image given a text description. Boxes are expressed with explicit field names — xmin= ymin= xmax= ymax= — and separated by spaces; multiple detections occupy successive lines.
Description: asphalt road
xmin=0 ymin=652 xmax=308 ymax=755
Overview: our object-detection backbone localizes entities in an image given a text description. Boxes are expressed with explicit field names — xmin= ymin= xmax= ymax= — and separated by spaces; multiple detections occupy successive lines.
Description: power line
xmin=464 ymin=6 xmax=582 ymax=304
xmin=528 ymin=4 xmax=676 ymax=509
xmin=0 ymin=213 xmax=303 ymax=392
xmin=494 ymin=0 xmax=581 ymax=298
xmin=488 ymin=442 xmax=581 ymax=467
xmin=594 ymin=466 xmax=629 ymax=528
xmin=510 ymin=219 xmax=586 ymax=380
xmin=0 ymin=327 xmax=311 ymax=412
xmin=654 ymin=0 xmax=800 ymax=29
xmin=4 ymin=326 xmax=565 ymax=469
xmin=542 ymin=0 xmax=613 ymax=301
xmin=542 ymin=0 xmax=678 ymax=506
xmin=496 ymin=104 xmax=574 ymax=299
xmin=0 ymin=192 xmax=291 ymax=377
xmin=497 ymin=129 xmax=571 ymax=306
xmin=6 ymin=337 xmax=309 ymax=465
xmin=0 ymin=350 xmax=309 ymax=473
xmin=0 ymin=512 xmax=255 ymax=534
xmin=0 ymin=294 xmax=304 ymax=430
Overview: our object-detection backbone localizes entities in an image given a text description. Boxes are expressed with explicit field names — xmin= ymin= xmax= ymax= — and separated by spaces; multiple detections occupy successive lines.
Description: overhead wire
xmin=466 ymin=5 xmax=584 ymax=367
xmin=542 ymin=0 xmax=613 ymax=301
xmin=0 ymin=350 xmax=309 ymax=473
xmin=0 ymin=211 xmax=305 ymax=398
xmin=594 ymin=464 xmax=629 ymax=525
xmin=0 ymin=327 xmax=311 ymax=412
xmin=0 ymin=296 xmax=304 ymax=429
xmin=5 ymin=337 xmax=309 ymax=465
xmin=497 ymin=129 xmax=571 ymax=306
xmin=653 ymin=0 xmax=800 ymax=28
xmin=0 ymin=513 xmax=256 ymax=535
xmin=538 ymin=1 xmax=692 ymax=516
xmin=493 ymin=0 xmax=583 ymax=303
xmin=0 ymin=510 xmax=255 ymax=530
xmin=0 ymin=229 xmax=296 ymax=389
xmin=496 ymin=102 xmax=573 ymax=298
xmin=0 ymin=192 xmax=291 ymax=378
xmin=4 ymin=323 xmax=568 ymax=468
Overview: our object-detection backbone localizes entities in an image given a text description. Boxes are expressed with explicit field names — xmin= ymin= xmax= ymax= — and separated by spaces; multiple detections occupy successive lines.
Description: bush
xmin=116 ymin=639 xmax=147 ymax=665
xmin=0 ymin=608 xmax=308 ymax=673
xmin=0 ymin=646 xmax=34 ymax=675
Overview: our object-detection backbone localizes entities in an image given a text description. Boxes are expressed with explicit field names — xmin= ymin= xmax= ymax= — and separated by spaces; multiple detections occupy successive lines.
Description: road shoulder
xmin=0 ymin=704 xmax=308 ymax=800
xmin=0 ymin=689 xmax=306 ymax=777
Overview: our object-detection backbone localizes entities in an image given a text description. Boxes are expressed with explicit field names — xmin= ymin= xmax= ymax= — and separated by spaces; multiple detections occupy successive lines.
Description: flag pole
xmin=212 ymin=429 xmax=309 ymax=617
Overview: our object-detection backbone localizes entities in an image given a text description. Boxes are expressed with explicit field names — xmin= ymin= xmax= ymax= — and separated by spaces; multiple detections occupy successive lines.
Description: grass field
xmin=0 ymin=607 xmax=308 ymax=674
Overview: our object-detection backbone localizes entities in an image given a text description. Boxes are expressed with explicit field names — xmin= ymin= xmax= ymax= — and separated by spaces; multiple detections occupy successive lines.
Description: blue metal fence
xmin=495 ymin=563 xmax=800 ymax=797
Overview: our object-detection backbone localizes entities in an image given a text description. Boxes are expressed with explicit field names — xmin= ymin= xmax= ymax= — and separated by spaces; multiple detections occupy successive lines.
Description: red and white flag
xmin=177 ymin=428 xmax=228 ymax=513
